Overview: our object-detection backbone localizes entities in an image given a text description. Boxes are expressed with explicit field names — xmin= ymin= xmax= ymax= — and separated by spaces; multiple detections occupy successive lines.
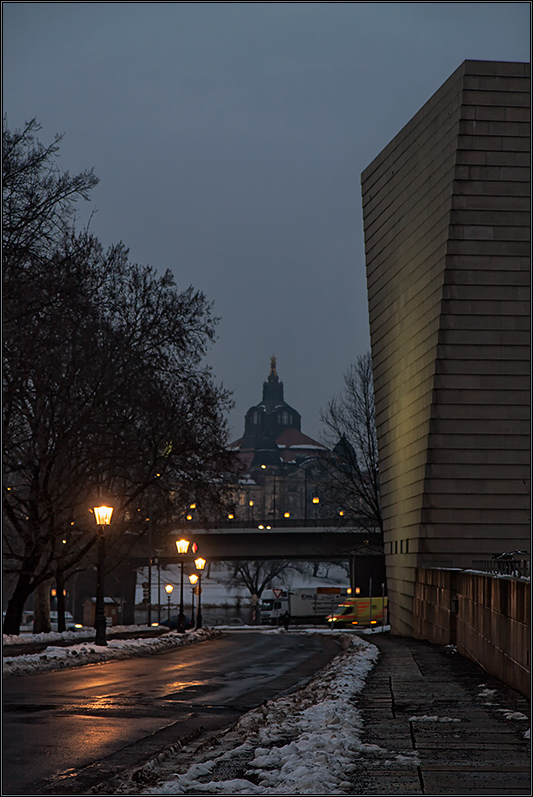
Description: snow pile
xmin=495 ymin=709 xmax=529 ymax=721
xmin=3 ymin=628 xmax=220 ymax=677
xmin=139 ymin=634 xmax=379 ymax=795
xmin=3 ymin=624 xmax=153 ymax=646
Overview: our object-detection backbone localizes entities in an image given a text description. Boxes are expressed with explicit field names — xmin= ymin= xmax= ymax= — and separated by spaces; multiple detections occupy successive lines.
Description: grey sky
xmin=3 ymin=2 xmax=530 ymax=441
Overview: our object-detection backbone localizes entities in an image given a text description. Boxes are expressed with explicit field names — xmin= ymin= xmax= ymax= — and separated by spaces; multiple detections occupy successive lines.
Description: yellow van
xmin=327 ymin=597 xmax=388 ymax=628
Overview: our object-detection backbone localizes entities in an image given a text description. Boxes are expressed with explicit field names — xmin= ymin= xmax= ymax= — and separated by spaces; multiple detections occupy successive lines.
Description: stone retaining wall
xmin=413 ymin=567 xmax=530 ymax=697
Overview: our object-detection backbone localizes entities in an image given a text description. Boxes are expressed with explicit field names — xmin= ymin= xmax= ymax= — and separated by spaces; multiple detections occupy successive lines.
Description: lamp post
xmin=93 ymin=505 xmax=113 ymax=646
xmin=194 ymin=557 xmax=206 ymax=630
xmin=164 ymin=584 xmax=173 ymax=623
xmin=312 ymin=496 xmax=319 ymax=526
xmin=189 ymin=573 xmax=198 ymax=625
xmin=303 ymin=467 xmax=308 ymax=526
xmin=175 ymin=539 xmax=190 ymax=633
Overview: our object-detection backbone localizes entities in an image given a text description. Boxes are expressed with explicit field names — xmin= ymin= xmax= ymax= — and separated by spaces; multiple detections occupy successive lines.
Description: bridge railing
xmin=471 ymin=559 xmax=530 ymax=579
xmin=177 ymin=516 xmax=379 ymax=531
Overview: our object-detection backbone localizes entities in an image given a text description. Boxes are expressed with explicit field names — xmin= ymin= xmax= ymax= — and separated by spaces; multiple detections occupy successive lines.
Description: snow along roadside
xmin=109 ymin=633 xmax=381 ymax=796
xmin=3 ymin=627 xmax=221 ymax=676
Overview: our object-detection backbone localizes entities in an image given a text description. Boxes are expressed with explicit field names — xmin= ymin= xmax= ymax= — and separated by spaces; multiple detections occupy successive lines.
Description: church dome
xmin=239 ymin=356 xmax=301 ymax=452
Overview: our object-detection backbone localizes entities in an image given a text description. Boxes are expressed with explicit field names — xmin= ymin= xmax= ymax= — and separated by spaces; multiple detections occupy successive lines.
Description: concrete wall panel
xmin=362 ymin=60 xmax=530 ymax=634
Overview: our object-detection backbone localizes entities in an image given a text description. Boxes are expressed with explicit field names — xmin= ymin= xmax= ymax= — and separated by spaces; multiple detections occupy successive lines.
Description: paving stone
xmin=351 ymin=634 xmax=530 ymax=795
xmin=420 ymin=767 xmax=531 ymax=793
xmin=352 ymin=768 xmax=422 ymax=795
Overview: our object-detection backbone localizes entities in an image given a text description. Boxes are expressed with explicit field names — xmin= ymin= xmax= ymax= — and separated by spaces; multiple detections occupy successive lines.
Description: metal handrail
xmin=471 ymin=559 xmax=530 ymax=579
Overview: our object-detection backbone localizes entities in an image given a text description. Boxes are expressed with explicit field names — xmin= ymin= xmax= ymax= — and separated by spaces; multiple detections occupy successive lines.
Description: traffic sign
xmin=273 ymin=588 xmax=283 ymax=598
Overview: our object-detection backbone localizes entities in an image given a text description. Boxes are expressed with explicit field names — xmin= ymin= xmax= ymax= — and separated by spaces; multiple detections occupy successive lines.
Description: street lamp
xmin=312 ymin=496 xmax=319 ymax=526
xmin=195 ymin=557 xmax=206 ymax=630
xmin=164 ymin=584 xmax=174 ymax=622
xmin=175 ymin=539 xmax=190 ymax=633
xmin=93 ymin=504 xmax=113 ymax=646
xmin=189 ymin=573 xmax=198 ymax=625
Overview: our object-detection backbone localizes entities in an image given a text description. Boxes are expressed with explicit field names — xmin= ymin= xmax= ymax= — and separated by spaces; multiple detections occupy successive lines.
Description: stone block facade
xmin=362 ymin=61 xmax=530 ymax=635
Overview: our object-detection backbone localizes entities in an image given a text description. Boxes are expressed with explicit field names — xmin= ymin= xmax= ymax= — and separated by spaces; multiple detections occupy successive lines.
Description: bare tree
xmin=224 ymin=560 xmax=292 ymax=601
xmin=3 ymin=120 xmax=235 ymax=634
xmin=320 ymin=352 xmax=382 ymax=535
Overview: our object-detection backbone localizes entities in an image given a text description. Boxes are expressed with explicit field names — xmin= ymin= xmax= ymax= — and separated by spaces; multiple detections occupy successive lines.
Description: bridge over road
xmin=132 ymin=521 xmax=385 ymax=596
xmin=167 ymin=525 xmax=382 ymax=561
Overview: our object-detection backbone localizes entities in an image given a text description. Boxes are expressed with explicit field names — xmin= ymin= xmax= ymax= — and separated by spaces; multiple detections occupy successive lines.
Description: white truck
xmin=260 ymin=586 xmax=350 ymax=625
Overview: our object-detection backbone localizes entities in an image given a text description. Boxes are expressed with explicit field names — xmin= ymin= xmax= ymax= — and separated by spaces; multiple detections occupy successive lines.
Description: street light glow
xmin=165 ymin=583 xmax=174 ymax=595
xmin=195 ymin=557 xmax=206 ymax=571
xmin=176 ymin=539 xmax=190 ymax=554
xmin=93 ymin=505 xmax=113 ymax=525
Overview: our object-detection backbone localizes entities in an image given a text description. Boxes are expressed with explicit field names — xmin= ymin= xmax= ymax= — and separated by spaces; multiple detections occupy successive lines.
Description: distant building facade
xmin=229 ymin=357 xmax=332 ymax=524
xmin=362 ymin=61 xmax=530 ymax=635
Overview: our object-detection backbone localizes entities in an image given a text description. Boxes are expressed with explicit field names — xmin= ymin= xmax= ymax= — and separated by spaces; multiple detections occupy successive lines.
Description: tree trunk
xmin=2 ymin=573 xmax=34 ymax=635
xmin=33 ymin=578 xmax=53 ymax=633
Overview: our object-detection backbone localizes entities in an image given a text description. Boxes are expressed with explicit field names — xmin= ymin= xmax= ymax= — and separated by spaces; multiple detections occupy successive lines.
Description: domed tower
xmin=241 ymin=356 xmax=301 ymax=451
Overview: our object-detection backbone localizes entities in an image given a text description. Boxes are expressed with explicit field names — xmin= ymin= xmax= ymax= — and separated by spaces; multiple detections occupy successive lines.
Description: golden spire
xmin=268 ymin=355 xmax=278 ymax=382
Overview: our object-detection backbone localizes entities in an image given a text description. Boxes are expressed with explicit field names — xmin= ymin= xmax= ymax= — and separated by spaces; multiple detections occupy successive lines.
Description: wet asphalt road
xmin=2 ymin=631 xmax=341 ymax=795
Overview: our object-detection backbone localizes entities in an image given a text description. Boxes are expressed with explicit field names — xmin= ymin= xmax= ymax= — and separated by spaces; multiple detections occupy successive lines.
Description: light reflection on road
xmin=3 ymin=632 xmax=340 ymax=795
xmin=165 ymin=679 xmax=204 ymax=692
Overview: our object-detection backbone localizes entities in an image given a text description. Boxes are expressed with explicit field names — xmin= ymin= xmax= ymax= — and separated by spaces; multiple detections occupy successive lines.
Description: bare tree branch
xmin=320 ymin=352 xmax=382 ymax=534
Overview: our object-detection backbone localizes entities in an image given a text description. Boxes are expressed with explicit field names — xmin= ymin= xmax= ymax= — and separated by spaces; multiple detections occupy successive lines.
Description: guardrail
xmin=471 ymin=559 xmax=530 ymax=579
xmin=176 ymin=517 xmax=380 ymax=531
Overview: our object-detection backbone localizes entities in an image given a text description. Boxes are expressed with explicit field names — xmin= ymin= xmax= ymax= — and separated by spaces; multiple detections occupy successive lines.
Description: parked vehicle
xmin=158 ymin=615 xmax=193 ymax=630
xmin=17 ymin=610 xmax=76 ymax=632
xmin=260 ymin=587 xmax=351 ymax=625
xmin=327 ymin=597 xmax=388 ymax=628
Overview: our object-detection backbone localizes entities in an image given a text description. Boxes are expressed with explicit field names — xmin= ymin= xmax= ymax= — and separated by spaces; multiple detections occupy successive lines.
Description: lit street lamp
xmin=164 ymin=583 xmax=174 ymax=623
xmin=195 ymin=557 xmax=206 ymax=630
xmin=189 ymin=573 xmax=198 ymax=623
xmin=93 ymin=504 xmax=113 ymax=646
xmin=312 ymin=496 xmax=319 ymax=526
xmin=175 ymin=538 xmax=190 ymax=633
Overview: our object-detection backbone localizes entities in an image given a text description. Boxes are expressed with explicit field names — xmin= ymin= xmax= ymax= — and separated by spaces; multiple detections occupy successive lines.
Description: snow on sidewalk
xmin=129 ymin=633 xmax=380 ymax=796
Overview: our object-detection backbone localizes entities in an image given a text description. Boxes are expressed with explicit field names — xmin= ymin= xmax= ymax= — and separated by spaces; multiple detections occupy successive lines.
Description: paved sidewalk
xmin=352 ymin=634 xmax=530 ymax=795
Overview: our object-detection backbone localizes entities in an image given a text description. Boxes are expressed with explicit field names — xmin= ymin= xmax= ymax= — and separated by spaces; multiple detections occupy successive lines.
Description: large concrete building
xmin=361 ymin=60 xmax=530 ymax=635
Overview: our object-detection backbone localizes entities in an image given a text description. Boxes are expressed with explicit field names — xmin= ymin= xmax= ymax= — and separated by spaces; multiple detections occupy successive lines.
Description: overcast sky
xmin=3 ymin=2 xmax=530 ymax=441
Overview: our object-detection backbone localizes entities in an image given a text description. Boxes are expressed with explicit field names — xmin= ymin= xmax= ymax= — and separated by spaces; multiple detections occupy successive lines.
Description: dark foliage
xmin=3 ymin=119 xmax=236 ymax=634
